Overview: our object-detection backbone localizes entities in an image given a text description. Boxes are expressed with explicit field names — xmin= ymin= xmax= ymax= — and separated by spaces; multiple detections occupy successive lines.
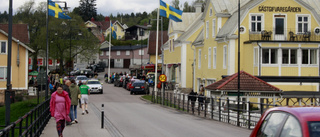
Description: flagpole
xmin=45 ymin=0 xmax=49 ymax=100
xmin=108 ymin=20 xmax=111 ymax=82
xmin=154 ymin=1 xmax=160 ymax=92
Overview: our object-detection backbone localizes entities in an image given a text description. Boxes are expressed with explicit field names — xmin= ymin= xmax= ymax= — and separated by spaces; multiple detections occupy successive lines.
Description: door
xmin=123 ymin=59 xmax=130 ymax=68
xmin=110 ymin=59 xmax=115 ymax=68
xmin=274 ymin=15 xmax=286 ymax=40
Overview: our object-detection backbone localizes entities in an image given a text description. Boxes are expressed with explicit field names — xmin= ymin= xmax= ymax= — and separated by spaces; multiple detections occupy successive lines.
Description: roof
xmin=205 ymin=71 xmax=281 ymax=91
xmin=126 ymin=25 xmax=149 ymax=31
xmin=192 ymin=28 xmax=204 ymax=46
xmin=169 ymin=13 xmax=202 ymax=33
xmin=101 ymin=45 xmax=147 ymax=51
xmin=86 ymin=20 xmax=116 ymax=31
xmin=0 ymin=24 xmax=30 ymax=44
xmin=148 ymin=31 xmax=168 ymax=55
xmin=0 ymin=27 xmax=34 ymax=52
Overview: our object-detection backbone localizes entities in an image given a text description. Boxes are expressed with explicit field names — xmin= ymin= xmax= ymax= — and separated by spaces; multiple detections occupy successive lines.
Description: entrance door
xmin=274 ymin=15 xmax=286 ymax=40
xmin=110 ymin=59 xmax=114 ymax=68
xmin=123 ymin=59 xmax=130 ymax=68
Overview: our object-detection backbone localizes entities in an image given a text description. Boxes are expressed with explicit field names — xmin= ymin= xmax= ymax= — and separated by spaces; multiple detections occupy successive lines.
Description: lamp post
xmin=237 ymin=0 xmax=241 ymax=126
xmin=140 ymin=28 xmax=144 ymax=76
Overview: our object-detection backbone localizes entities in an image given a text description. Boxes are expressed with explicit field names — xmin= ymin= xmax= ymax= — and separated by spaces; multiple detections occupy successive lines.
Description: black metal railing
xmin=151 ymin=90 xmax=279 ymax=129
xmin=248 ymin=28 xmax=320 ymax=42
xmin=0 ymin=98 xmax=51 ymax=137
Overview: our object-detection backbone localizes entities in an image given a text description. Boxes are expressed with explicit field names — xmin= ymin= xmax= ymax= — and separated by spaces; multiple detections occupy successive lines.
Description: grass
xmin=0 ymin=98 xmax=42 ymax=129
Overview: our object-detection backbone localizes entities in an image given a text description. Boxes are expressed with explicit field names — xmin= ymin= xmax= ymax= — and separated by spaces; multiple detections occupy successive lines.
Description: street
xmin=87 ymin=73 xmax=251 ymax=137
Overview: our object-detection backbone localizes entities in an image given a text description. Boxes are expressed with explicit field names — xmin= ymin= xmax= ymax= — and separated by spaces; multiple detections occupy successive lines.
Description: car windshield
xmin=87 ymin=81 xmax=100 ymax=84
xmin=308 ymin=121 xmax=320 ymax=137
xmin=77 ymin=77 xmax=88 ymax=80
xmin=133 ymin=83 xmax=144 ymax=86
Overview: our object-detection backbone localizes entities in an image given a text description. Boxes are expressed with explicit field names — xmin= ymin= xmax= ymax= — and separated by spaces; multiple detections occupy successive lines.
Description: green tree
xmin=171 ymin=0 xmax=180 ymax=10
xmin=78 ymin=0 xmax=97 ymax=21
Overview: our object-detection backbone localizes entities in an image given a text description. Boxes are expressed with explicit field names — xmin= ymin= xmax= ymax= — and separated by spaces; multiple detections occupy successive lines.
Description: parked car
xmin=75 ymin=75 xmax=89 ymax=85
xmin=130 ymin=80 xmax=147 ymax=95
xmin=250 ymin=106 xmax=320 ymax=137
xmin=126 ymin=79 xmax=139 ymax=91
xmin=114 ymin=76 xmax=124 ymax=87
xmin=86 ymin=79 xmax=103 ymax=94
xmin=79 ymin=69 xmax=94 ymax=78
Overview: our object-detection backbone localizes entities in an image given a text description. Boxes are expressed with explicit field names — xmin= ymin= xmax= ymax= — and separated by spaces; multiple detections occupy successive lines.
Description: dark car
xmin=130 ymin=80 xmax=147 ymax=95
xmin=114 ymin=76 xmax=124 ymax=87
xmin=250 ymin=106 xmax=320 ymax=137
xmin=79 ymin=69 xmax=94 ymax=78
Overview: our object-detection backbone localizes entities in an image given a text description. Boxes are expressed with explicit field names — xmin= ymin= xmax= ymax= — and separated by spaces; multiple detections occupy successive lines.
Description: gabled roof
xmin=205 ymin=71 xmax=281 ymax=91
xmin=169 ymin=13 xmax=202 ymax=34
xmin=174 ymin=13 xmax=203 ymax=43
xmin=85 ymin=20 xmax=126 ymax=31
xmin=148 ymin=31 xmax=168 ymax=55
xmin=0 ymin=29 xmax=34 ymax=52
xmin=192 ymin=28 xmax=204 ymax=46
xmin=126 ymin=25 xmax=149 ymax=31
xmin=0 ymin=24 xmax=30 ymax=44
xmin=101 ymin=45 xmax=147 ymax=51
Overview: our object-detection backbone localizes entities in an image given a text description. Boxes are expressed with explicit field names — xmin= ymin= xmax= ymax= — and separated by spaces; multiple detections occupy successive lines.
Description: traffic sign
xmin=159 ymin=74 xmax=167 ymax=83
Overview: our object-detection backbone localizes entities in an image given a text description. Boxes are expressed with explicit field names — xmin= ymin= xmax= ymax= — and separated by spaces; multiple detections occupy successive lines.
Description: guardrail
xmin=151 ymin=91 xmax=278 ymax=129
xmin=0 ymin=98 xmax=51 ymax=137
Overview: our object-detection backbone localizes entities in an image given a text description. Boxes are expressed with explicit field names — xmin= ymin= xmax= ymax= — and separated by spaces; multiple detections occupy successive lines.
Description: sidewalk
xmin=41 ymin=105 xmax=111 ymax=137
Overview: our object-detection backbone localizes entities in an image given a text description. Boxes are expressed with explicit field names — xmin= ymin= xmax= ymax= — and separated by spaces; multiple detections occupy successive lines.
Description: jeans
xmin=70 ymin=105 xmax=77 ymax=121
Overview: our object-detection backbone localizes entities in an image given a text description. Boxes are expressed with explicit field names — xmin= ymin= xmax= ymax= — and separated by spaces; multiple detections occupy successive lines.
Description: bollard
xmin=101 ymin=104 xmax=104 ymax=129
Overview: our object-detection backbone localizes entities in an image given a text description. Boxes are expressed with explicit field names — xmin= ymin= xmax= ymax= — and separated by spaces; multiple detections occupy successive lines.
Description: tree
xmin=78 ymin=0 xmax=97 ymax=21
xmin=183 ymin=1 xmax=194 ymax=12
xmin=171 ymin=0 xmax=180 ymax=10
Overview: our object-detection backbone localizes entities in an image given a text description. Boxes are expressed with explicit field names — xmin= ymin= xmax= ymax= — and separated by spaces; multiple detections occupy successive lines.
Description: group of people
xmin=188 ymin=85 xmax=206 ymax=111
xmin=49 ymin=77 xmax=91 ymax=137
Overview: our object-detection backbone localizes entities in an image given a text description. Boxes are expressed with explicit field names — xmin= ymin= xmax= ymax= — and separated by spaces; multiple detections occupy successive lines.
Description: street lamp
xmin=237 ymin=0 xmax=241 ymax=126
xmin=140 ymin=28 xmax=144 ymax=76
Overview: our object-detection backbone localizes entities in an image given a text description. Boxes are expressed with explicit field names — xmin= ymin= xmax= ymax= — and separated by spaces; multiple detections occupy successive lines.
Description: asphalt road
xmin=89 ymin=73 xmax=251 ymax=137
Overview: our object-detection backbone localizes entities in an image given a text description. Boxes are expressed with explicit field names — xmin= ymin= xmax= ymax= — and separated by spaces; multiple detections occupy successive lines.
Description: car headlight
xmin=99 ymin=87 xmax=102 ymax=89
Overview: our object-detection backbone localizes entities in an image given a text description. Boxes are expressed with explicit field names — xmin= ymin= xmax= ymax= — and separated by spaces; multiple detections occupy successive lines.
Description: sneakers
xmin=85 ymin=110 xmax=89 ymax=114
xmin=71 ymin=121 xmax=76 ymax=124
xmin=82 ymin=112 xmax=84 ymax=115
xmin=66 ymin=122 xmax=72 ymax=126
xmin=75 ymin=119 xmax=78 ymax=123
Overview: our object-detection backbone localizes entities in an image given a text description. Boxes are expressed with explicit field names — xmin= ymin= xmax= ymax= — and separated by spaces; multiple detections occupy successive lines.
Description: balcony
xmin=247 ymin=28 xmax=320 ymax=43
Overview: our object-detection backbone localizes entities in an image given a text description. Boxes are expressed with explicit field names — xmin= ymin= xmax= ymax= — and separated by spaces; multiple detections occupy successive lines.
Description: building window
xmin=302 ymin=49 xmax=317 ymax=65
xmin=106 ymin=51 xmax=109 ymax=56
xmin=251 ymin=15 xmax=262 ymax=32
xmin=212 ymin=19 xmax=216 ymax=37
xmin=0 ymin=41 xmax=6 ymax=54
xmin=0 ymin=67 xmax=7 ymax=80
xmin=282 ymin=49 xmax=297 ymax=64
xmin=100 ymin=51 xmax=104 ymax=56
xmin=118 ymin=36 xmax=121 ymax=39
xmin=223 ymin=46 xmax=227 ymax=69
xmin=198 ymin=49 xmax=201 ymax=69
xmin=208 ymin=47 xmax=211 ymax=69
xmin=262 ymin=49 xmax=278 ymax=64
xmin=139 ymin=49 xmax=144 ymax=55
xmin=297 ymin=16 xmax=309 ymax=33
xmin=206 ymin=21 xmax=209 ymax=39
xmin=213 ymin=47 xmax=216 ymax=69
xmin=209 ymin=8 xmax=213 ymax=16
xmin=117 ymin=51 xmax=120 ymax=55
xmin=126 ymin=50 xmax=130 ymax=55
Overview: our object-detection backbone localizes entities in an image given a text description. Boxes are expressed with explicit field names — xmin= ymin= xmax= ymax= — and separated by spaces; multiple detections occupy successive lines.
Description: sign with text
xmin=259 ymin=5 xmax=301 ymax=12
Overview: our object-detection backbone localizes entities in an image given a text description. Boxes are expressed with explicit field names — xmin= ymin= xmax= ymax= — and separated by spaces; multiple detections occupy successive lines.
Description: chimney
xmin=105 ymin=16 xmax=110 ymax=22
xmin=91 ymin=17 xmax=95 ymax=21
xmin=194 ymin=2 xmax=202 ymax=13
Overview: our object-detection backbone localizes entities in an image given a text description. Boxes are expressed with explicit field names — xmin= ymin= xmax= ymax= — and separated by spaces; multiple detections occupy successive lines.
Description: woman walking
xmin=69 ymin=79 xmax=81 ymax=123
xmin=50 ymin=85 xmax=71 ymax=137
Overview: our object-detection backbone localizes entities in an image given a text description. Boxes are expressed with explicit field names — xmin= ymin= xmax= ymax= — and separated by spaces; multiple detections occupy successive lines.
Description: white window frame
xmin=139 ymin=49 xmax=144 ymax=55
xmin=0 ymin=67 xmax=7 ymax=81
xmin=198 ymin=49 xmax=201 ymax=69
xmin=301 ymin=48 xmax=318 ymax=65
xmin=262 ymin=48 xmax=278 ymax=65
xmin=223 ymin=45 xmax=227 ymax=69
xmin=213 ymin=47 xmax=216 ymax=69
xmin=208 ymin=47 xmax=211 ymax=69
xmin=212 ymin=19 xmax=216 ymax=38
xmin=126 ymin=50 xmax=130 ymax=55
xmin=116 ymin=51 xmax=120 ymax=56
xmin=296 ymin=14 xmax=311 ymax=33
xmin=206 ymin=21 xmax=209 ymax=39
xmin=282 ymin=48 xmax=298 ymax=65
xmin=100 ymin=51 xmax=104 ymax=56
xmin=249 ymin=14 xmax=264 ymax=32
xmin=106 ymin=51 xmax=110 ymax=56
xmin=0 ymin=41 xmax=7 ymax=54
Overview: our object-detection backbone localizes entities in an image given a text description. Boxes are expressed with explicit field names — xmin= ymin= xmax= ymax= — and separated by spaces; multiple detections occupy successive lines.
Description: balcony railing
xmin=248 ymin=28 xmax=320 ymax=42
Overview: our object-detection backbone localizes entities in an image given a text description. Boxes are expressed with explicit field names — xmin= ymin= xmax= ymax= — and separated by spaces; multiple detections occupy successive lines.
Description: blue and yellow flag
xmin=160 ymin=0 xmax=183 ymax=22
xmin=111 ymin=22 xmax=117 ymax=39
xmin=48 ymin=0 xmax=71 ymax=19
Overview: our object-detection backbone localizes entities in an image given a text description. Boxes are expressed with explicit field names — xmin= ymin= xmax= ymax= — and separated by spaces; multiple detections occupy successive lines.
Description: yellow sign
xmin=159 ymin=74 xmax=167 ymax=83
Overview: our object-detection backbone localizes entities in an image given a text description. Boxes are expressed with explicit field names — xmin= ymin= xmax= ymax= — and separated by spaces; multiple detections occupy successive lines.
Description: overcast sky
xmin=0 ymin=0 xmax=195 ymax=16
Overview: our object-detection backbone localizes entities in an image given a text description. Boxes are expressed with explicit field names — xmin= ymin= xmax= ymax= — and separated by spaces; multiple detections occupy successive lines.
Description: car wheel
xmin=130 ymin=91 xmax=133 ymax=95
xmin=100 ymin=90 xmax=103 ymax=94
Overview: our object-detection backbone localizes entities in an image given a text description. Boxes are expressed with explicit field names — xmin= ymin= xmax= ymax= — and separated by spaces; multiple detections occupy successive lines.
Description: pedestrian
xmin=50 ymin=85 xmax=71 ymax=137
xmin=62 ymin=80 xmax=72 ymax=126
xmin=69 ymin=79 xmax=81 ymax=124
xmin=198 ymin=92 xmax=204 ymax=111
xmin=59 ymin=76 xmax=63 ymax=85
xmin=80 ymin=81 xmax=90 ymax=115
xmin=188 ymin=90 xmax=197 ymax=112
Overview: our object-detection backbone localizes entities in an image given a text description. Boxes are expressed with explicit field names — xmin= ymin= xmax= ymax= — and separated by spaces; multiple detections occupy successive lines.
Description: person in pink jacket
xmin=50 ymin=85 xmax=71 ymax=137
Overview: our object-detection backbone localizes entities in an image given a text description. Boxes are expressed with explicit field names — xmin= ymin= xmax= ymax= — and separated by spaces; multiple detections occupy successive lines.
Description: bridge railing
xmin=151 ymin=91 xmax=279 ymax=129
xmin=0 ymin=98 xmax=51 ymax=137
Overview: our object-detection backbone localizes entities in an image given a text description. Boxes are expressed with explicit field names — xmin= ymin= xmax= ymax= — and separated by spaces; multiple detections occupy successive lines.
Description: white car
xmin=76 ymin=75 xmax=89 ymax=85
xmin=86 ymin=80 xmax=103 ymax=94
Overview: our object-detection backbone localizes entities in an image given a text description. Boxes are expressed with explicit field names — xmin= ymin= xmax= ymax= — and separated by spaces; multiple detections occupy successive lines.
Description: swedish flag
xmin=111 ymin=22 xmax=117 ymax=39
xmin=48 ymin=0 xmax=71 ymax=19
xmin=160 ymin=0 xmax=183 ymax=22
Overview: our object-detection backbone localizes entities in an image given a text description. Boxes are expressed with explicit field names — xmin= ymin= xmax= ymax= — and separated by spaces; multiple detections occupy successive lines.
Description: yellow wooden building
xmin=191 ymin=0 xmax=320 ymax=102
xmin=85 ymin=18 xmax=126 ymax=40
xmin=0 ymin=24 xmax=35 ymax=103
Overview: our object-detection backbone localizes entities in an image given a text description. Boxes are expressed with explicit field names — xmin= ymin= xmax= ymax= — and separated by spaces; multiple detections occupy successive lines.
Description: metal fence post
xmin=260 ymin=102 xmax=263 ymax=115
xmin=174 ymin=93 xmax=176 ymax=108
xmin=187 ymin=97 xmax=189 ymax=113
xmin=178 ymin=93 xmax=180 ymax=110
xmin=101 ymin=104 xmax=104 ymax=129
xmin=182 ymin=94 xmax=185 ymax=111
xmin=204 ymin=97 xmax=207 ymax=118
xmin=170 ymin=93 xmax=172 ymax=107
xmin=248 ymin=101 xmax=251 ymax=129
xmin=166 ymin=92 xmax=169 ymax=106
xmin=211 ymin=97 xmax=214 ymax=119
xmin=227 ymin=98 xmax=230 ymax=124
xmin=219 ymin=98 xmax=221 ymax=122
xmin=198 ymin=96 xmax=200 ymax=116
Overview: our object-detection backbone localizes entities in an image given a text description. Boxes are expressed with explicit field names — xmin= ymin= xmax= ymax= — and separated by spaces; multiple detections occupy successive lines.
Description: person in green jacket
xmin=80 ymin=82 xmax=90 ymax=115
xmin=69 ymin=79 xmax=81 ymax=123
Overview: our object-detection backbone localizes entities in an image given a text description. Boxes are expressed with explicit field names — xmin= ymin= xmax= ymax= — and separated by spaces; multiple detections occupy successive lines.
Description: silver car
xmin=86 ymin=80 xmax=103 ymax=94
xmin=76 ymin=75 xmax=88 ymax=85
